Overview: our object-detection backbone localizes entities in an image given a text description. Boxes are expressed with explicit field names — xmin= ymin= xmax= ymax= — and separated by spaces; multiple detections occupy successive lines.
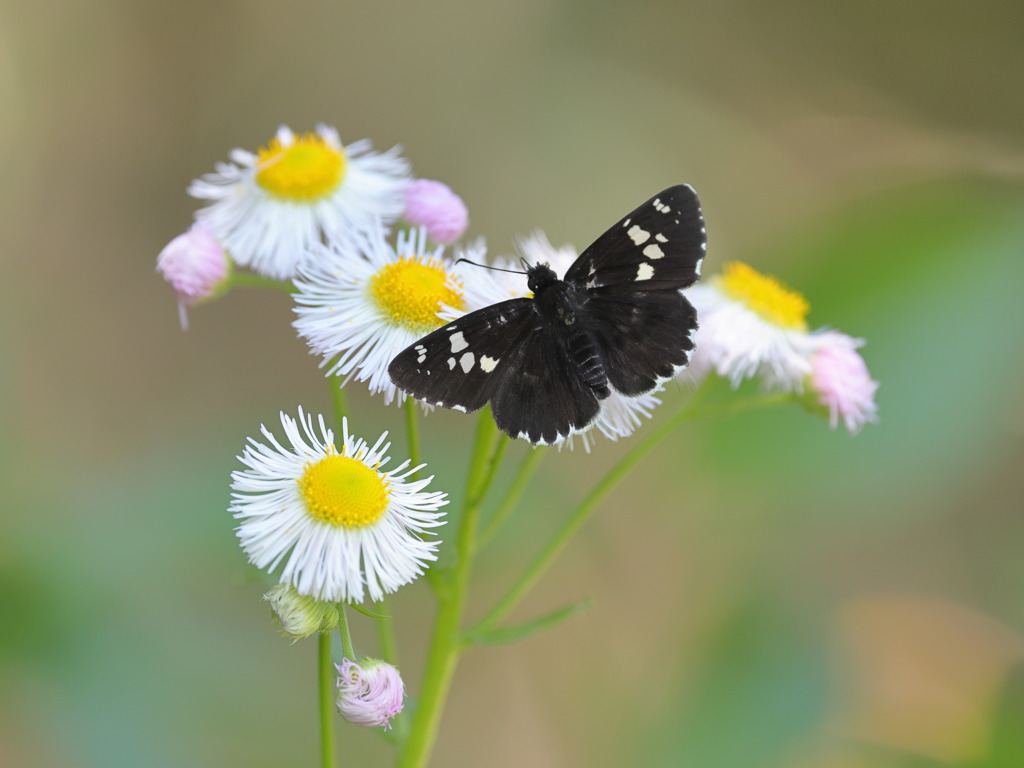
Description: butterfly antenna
xmin=455 ymin=258 xmax=527 ymax=275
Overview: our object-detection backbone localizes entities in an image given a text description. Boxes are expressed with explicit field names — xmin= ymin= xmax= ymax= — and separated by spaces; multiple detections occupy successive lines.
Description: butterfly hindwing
xmin=387 ymin=299 xmax=537 ymax=414
xmin=489 ymin=323 xmax=602 ymax=444
xmin=564 ymin=184 xmax=705 ymax=294
xmin=582 ymin=289 xmax=698 ymax=396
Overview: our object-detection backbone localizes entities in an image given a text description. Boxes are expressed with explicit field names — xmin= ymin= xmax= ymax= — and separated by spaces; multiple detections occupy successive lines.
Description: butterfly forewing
xmin=389 ymin=300 xmax=602 ymax=444
xmin=564 ymin=184 xmax=705 ymax=294
xmin=387 ymin=299 xmax=537 ymax=413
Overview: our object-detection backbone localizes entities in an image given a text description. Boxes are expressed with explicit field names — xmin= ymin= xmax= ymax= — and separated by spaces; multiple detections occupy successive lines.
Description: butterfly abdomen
xmin=533 ymin=276 xmax=611 ymax=399
xmin=566 ymin=326 xmax=610 ymax=399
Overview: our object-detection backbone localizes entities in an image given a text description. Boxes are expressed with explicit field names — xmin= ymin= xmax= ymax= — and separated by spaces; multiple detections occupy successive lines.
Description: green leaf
xmin=347 ymin=602 xmax=390 ymax=620
xmin=465 ymin=598 xmax=593 ymax=646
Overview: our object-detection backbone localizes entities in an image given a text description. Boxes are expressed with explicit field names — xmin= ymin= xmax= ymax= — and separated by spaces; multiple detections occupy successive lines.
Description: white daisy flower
xmin=230 ymin=409 xmax=447 ymax=603
xmin=685 ymin=261 xmax=815 ymax=391
xmin=189 ymin=124 xmax=410 ymax=279
xmin=293 ymin=225 xmax=486 ymax=405
xmin=452 ymin=232 xmax=663 ymax=449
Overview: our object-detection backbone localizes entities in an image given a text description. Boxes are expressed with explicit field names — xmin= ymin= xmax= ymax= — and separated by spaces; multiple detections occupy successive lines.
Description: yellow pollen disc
xmin=370 ymin=257 xmax=466 ymax=332
xmin=718 ymin=261 xmax=810 ymax=330
xmin=297 ymin=454 xmax=389 ymax=528
xmin=255 ymin=133 xmax=346 ymax=201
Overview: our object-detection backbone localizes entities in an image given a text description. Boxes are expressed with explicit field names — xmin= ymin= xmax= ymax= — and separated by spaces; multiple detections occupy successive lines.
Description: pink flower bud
xmin=808 ymin=331 xmax=879 ymax=433
xmin=156 ymin=221 xmax=230 ymax=328
xmin=403 ymin=179 xmax=468 ymax=244
xmin=335 ymin=658 xmax=405 ymax=729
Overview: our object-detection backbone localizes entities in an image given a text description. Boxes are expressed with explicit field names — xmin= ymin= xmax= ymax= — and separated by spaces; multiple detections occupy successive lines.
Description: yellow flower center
xmin=297 ymin=452 xmax=389 ymax=528
xmin=718 ymin=261 xmax=810 ymax=330
xmin=255 ymin=132 xmax=346 ymax=201
xmin=370 ymin=257 xmax=466 ymax=332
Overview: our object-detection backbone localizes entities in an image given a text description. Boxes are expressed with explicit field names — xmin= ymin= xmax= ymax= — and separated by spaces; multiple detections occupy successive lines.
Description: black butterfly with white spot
xmin=388 ymin=185 xmax=706 ymax=445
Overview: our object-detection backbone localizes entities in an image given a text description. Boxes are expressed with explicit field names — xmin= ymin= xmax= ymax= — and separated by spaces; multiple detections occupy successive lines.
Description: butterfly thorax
xmin=529 ymin=264 xmax=611 ymax=400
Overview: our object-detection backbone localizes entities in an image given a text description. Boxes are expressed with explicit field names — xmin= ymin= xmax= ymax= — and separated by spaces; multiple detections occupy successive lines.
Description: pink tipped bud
xmin=403 ymin=179 xmax=468 ymax=244
xmin=156 ymin=221 xmax=230 ymax=328
xmin=335 ymin=658 xmax=405 ymax=729
xmin=807 ymin=331 xmax=879 ymax=434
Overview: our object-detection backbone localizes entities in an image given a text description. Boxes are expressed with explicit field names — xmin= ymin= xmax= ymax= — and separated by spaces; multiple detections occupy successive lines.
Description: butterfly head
xmin=526 ymin=262 xmax=559 ymax=294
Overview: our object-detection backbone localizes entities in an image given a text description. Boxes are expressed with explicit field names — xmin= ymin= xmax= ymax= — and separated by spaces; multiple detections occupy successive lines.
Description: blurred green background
xmin=2 ymin=1 xmax=1023 ymax=766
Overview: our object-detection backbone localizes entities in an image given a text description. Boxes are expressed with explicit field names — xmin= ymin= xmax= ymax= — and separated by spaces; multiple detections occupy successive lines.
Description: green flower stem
xmin=319 ymin=380 xmax=353 ymax=768
xmin=404 ymin=398 xmax=421 ymax=478
xmin=472 ymin=379 xmax=722 ymax=636
xmin=465 ymin=415 xmax=501 ymax=506
xmin=374 ymin=599 xmax=398 ymax=665
xmin=474 ymin=434 xmax=508 ymax=509
xmin=337 ymin=604 xmax=356 ymax=660
xmin=478 ymin=447 xmax=545 ymax=548
xmin=396 ymin=414 xmax=497 ymax=768
xmin=229 ymin=271 xmax=295 ymax=293
xmin=700 ymin=390 xmax=794 ymax=417
xmin=330 ymin=381 xmax=349 ymax=433
xmin=318 ymin=632 xmax=336 ymax=768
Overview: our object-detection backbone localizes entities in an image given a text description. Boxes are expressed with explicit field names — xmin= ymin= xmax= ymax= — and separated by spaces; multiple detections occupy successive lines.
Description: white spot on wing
xmin=653 ymin=198 xmax=672 ymax=214
xmin=449 ymin=331 xmax=468 ymax=353
xmin=627 ymin=225 xmax=650 ymax=245
xmin=636 ymin=263 xmax=655 ymax=281
xmin=655 ymin=233 xmax=667 ymax=242
xmin=447 ymin=357 xmax=456 ymax=370
xmin=480 ymin=355 xmax=499 ymax=372
xmin=459 ymin=352 xmax=475 ymax=373
xmin=643 ymin=244 xmax=665 ymax=260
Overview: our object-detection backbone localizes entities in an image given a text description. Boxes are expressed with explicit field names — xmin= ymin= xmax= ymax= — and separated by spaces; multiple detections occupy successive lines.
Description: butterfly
xmin=388 ymin=185 xmax=706 ymax=445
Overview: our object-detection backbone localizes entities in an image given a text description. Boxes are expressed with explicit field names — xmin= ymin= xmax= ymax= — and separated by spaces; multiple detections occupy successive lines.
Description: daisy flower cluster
xmin=155 ymin=122 xmax=469 ymax=323
xmin=157 ymin=122 xmax=880 ymax=753
xmin=684 ymin=261 xmax=879 ymax=433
